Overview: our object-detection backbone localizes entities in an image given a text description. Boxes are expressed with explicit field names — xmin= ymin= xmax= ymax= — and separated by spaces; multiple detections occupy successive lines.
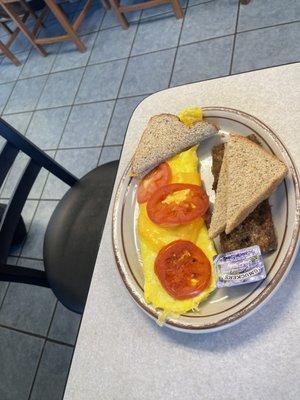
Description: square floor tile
xmin=30 ymin=341 xmax=73 ymax=400
xmin=171 ymin=36 xmax=233 ymax=86
xmin=188 ymin=0 xmax=212 ymax=6
xmin=141 ymin=0 xmax=187 ymax=19
xmin=0 ymin=136 xmax=6 ymax=152
xmin=17 ymin=257 xmax=44 ymax=270
xmin=48 ymin=301 xmax=81 ymax=345
xmin=132 ymin=13 xmax=182 ymax=56
xmin=0 ymin=150 xmax=54 ymax=201
xmin=77 ymin=4 xmax=105 ymax=35
xmin=105 ymin=95 xmax=146 ymax=145
xmin=99 ymin=145 xmax=122 ymax=165
xmin=0 ymin=328 xmax=43 ymax=400
xmin=0 ymin=51 xmax=29 ymax=84
xmin=89 ymin=25 xmax=136 ymax=64
xmin=19 ymin=44 xmax=61 ymax=80
xmin=28 ymin=151 xmax=56 ymax=200
xmin=1 ymin=153 xmax=29 ymax=198
xmin=0 ymin=282 xmax=8 ymax=306
xmin=119 ymin=48 xmax=176 ymax=97
xmin=0 ymin=268 xmax=56 ymax=335
xmin=238 ymin=0 xmax=300 ymax=32
xmin=21 ymin=200 xmax=58 ymax=258
xmin=9 ymin=33 xmax=32 ymax=54
xmin=9 ymin=200 xmax=39 ymax=256
xmin=0 ymin=82 xmax=14 ymax=114
xmin=38 ymin=68 xmax=84 ymax=109
xmin=60 ymin=101 xmax=114 ymax=148
xmin=101 ymin=0 xmax=141 ymax=29
xmin=180 ymin=0 xmax=238 ymax=45
xmin=4 ymin=75 xmax=47 ymax=114
xmin=2 ymin=112 xmax=32 ymax=134
xmin=26 ymin=107 xmax=70 ymax=149
xmin=52 ymin=33 xmax=97 ymax=73
xmin=75 ymin=59 xmax=127 ymax=103
xmin=42 ymin=147 xmax=101 ymax=199
xmin=232 ymin=22 xmax=300 ymax=74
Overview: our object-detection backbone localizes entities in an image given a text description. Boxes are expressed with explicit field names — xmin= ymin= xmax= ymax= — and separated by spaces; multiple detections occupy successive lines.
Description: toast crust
xmin=225 ymin=134 xmax=288 ymax=234
xmin=131 ymin=114 xmax=218 ymax=177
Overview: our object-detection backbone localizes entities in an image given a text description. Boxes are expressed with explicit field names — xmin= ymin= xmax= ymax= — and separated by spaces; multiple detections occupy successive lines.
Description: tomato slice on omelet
xmin=138 ymin=144 xmax=217 ymax=321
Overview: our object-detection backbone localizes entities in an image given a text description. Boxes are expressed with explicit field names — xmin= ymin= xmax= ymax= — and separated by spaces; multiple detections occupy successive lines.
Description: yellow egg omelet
xmin=138 ymin=108 xmax=217 ymax=322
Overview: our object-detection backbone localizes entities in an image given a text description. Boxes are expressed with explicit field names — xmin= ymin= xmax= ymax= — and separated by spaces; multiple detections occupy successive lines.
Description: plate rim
xmin=112 ymin=107 xmax=300 ymax=332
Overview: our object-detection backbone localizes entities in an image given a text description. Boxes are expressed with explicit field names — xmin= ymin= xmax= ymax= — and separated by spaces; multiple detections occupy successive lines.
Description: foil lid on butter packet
xmin=214 ymin=245 xmax=266 ymax=288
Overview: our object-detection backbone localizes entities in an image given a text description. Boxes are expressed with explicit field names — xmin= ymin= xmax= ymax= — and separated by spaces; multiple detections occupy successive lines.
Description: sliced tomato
xmin=137 ymin=163 xmax=171 ymax=204
xmin=147 ymin=183 xmax=209 ymax=226
xmin=155 ymin=240 xmax=211 ymax=300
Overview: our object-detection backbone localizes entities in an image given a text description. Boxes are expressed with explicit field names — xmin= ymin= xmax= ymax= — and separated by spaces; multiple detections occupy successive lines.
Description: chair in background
xmin=0 ymin=0 xmax=48 ymax=56
xmin=108 ymin=0 xmax=183 ymax=29
xmin=0 ymin=118 xmax=119 ymax=314
xmin=0 ymin=37 xmax=21 ymax=65
xmin=0 ymin=0 xmax=47 ymax=62
xmin=1 ymin=0 xmax=94 ymax=54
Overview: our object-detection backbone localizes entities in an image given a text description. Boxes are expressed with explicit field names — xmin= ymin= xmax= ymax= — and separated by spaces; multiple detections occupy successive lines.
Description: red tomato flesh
xmin=155 ymin=240 xmax=211 ymax=300
xmin=147 ymin=183 xmax=209 ymax=225
xmin=137 ymin=163 xmax=171 ymax=204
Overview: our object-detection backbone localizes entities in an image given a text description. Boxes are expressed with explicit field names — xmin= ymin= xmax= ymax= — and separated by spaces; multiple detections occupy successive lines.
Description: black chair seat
xmin=43 ymin=161 xmax=119 ymax=314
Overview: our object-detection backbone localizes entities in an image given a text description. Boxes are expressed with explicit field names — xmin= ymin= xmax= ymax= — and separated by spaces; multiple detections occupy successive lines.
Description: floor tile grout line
xmin=27 ymin=299 xmax=59 ymax=400
xmin=48 ymin=3 xmax=107 ymax=75
xmin=0 ymin=253 xmax=20 ymax=312
xmin=0 ymin=52 xmax=29 ymax=118
xmin=2 ymin=17 xmax=300 ymax=87
xmin=39 ymin=9 xmax=107 ymax=200
xmin=1 ymin=94 xmax=149 ymax=116
xmin=167 ymin=2 xmax=188 ymax=88
xmin=0 ymin=281 xmax=11 ymax=312
xmin=236 ymin=18 xmax=300 ymax=35
xmin=96 ymin=4 xmax=142 ymax=165
xmin=0 ymin=67 xmax=56 ymax=208
xmin=0 ymin=321 xmax=75 ymax=347
xmin=229 ymin=0 xmax=240 ymax=75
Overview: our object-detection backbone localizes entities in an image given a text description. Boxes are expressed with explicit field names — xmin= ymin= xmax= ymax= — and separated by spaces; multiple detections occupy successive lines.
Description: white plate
xmin=112 ymin=107 xmax=300 ymax=333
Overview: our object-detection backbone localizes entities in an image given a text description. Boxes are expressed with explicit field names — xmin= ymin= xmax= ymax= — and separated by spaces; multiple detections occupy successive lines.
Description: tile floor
xmin=0 ymin=0 xmax=299 ymax=399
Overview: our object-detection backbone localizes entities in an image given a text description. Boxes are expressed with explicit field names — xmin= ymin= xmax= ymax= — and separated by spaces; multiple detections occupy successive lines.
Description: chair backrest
xmin=0 ymin=117 xmax=78 ymax=263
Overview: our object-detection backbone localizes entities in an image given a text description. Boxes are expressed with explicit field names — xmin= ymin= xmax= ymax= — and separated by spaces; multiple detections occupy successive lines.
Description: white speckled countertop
xmin=64 ymin=64 xmax=300 ymax=400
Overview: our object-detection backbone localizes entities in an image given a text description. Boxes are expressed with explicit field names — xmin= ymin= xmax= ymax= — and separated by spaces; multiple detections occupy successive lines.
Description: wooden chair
xmin=1 ymin=0 xmax=93 ymax=54
xmin=108 ymin=0 xmax=183 ymax=29
xmin=0 ymin=37 xmax=21 ymax=65
xmin=0 ymin=0 xmax=47 ymax=60
xmin=0 ymin=117 xmax=119 ymax=314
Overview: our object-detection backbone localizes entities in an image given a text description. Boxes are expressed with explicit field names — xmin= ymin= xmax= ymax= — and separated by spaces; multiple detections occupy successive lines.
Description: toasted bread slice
xmin=208 ymin=144 xmax=228 ymax=239
xmin=225 ymin=134 xmax=288 ymax=234
xmin=210 ymin=136 xmax=278 ymax=253
xmin=131 ymin=114 xmax=218 ymax=177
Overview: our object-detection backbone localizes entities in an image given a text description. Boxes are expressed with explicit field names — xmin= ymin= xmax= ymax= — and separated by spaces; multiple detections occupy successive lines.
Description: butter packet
xmin=214 ymin=245 xmax=266 ymax=288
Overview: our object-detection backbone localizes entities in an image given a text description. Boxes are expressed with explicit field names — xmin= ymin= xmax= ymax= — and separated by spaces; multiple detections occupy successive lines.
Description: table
xmin=64 ymin=63 xmax=300 ymax=400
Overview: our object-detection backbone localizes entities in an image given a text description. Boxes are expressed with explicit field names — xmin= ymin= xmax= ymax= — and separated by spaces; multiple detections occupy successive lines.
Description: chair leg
xmin=100 ymin=0 xmax=111 ymax=10
xmin=170 ymin=0 xmax=184 ymax=19
xmin=0 ymin=3 xmax=48 ymax=57
xmin=0 ymin=21 xmax=13 ymax=35
xmin=44 ymin=0 xmax=87 ymax=52
xmin=0 ymin=40 xmax=21 ymax=66
xmin=240 ymin=0 xmax=251 ymax=4
xmin=109 ymin=0 xmax=129 ymax=29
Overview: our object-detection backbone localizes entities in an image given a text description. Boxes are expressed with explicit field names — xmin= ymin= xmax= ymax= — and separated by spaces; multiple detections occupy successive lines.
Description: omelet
xmin=137 ymin=108 xmax=217 ymax=322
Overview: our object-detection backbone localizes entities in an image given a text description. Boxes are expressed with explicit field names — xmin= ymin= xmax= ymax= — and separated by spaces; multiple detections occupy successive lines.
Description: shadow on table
xmin=157 ymin=250 xmax=300 ymax=352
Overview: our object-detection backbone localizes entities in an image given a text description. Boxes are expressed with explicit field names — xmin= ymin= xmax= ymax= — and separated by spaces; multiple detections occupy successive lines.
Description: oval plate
xmin=112 ymin=107 xmax=300 ymax=333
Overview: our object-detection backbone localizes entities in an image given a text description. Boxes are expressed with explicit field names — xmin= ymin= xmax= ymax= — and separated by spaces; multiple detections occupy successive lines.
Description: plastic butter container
xmin=214 ymin=245 xmax=266 ymax=288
